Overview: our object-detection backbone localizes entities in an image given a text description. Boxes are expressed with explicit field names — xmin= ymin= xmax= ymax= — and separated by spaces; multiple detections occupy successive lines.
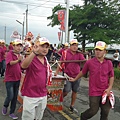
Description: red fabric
xmin=59 ymin=50 xmax=67 ymax=72
xmin=58 ymin=10 xmax=65 ymax=31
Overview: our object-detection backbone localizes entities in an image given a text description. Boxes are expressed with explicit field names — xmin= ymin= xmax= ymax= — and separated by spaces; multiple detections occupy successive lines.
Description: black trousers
xmin=81 ymin=96 xmax=111 ymax=120
xmin=112 ymin=60 xmax=119 ymax=68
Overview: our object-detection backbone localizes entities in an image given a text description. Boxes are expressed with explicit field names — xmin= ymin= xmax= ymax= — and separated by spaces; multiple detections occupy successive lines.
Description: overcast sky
xmin=0 ymin=0 xmax=84 ymax=45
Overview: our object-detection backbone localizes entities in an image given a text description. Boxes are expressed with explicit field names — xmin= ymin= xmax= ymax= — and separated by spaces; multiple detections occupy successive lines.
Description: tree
xmin=70 ymin=0 xmax=120 ymax=49
xmin=47 ymin=1 xmax=120 ymax=51
xmin=47 ymin=4 xmax=65 ymax=27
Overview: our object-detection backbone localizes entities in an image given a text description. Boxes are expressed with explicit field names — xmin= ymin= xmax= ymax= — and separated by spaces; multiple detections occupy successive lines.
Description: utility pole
xmin=26 ymin=5 xmax=28 ymax=35
xmin=23 ymin=15 xmax=25 ymax=40
xmin=16 ymin=15 xmax=25 ymax=40
xmin=4 ymin=25 xmax=6 ymax=42
xmin=65 ymin=0 xmax=69 ymax=43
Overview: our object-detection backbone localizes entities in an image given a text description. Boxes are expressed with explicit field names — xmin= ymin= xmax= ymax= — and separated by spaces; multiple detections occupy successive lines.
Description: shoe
xmin=9 ymin=113 xmax=18 ymax=119
xmin=69 ymin=106 xmax=78 ymax=113
xmin=2 ymin=107 xmax=7 ymax=115
xmin=80 ymin=112 xmax=87 ymax=120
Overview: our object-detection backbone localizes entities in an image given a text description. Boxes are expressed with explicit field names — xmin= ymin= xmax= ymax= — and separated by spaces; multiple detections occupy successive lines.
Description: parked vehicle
xmin=105 ymin=49 xmax=120 ymax=60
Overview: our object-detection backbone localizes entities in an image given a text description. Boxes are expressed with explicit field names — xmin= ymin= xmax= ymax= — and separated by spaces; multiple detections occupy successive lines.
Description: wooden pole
xmin=49 ymin=60 xmax=87 ymax=63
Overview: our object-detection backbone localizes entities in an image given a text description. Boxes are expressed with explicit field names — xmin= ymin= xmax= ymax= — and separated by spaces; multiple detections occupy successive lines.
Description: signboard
xmin=11 ymin=30 xmax=20 ymax=39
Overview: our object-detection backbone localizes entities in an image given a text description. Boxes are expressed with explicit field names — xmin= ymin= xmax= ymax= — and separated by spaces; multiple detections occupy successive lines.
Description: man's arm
xmin=104 ymin=76 xmax=114 ymax=95
xmin=10 ymin=55 xmax=23 ymax=65
xmin=69 ymin=71 xmax=84 ymax=82
xmin=54 ymin=62 xmax=62 ymax=76
xmin=10 ymin=59 xmax=21 ymax=65
xmin=108 ymin=77 xmax=114 ymax=90
xmin=21 ymin=52 xmax=35 ymax=68
xmin=21 ymin=44 xmax=41 ymax=69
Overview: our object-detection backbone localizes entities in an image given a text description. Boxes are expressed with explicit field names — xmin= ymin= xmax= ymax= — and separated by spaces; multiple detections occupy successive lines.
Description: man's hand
xmin=54 ymin=72 xmax=58 ymax=76
xmin=18 ymin=56 xmax=23 ymax=61
xmin=69 ymin=77 xmax=76 ymax=82
xmin=33 ymin=45 xmax=40 ymax=54
xmin=104 ymin=88 xmax=111 ymax=96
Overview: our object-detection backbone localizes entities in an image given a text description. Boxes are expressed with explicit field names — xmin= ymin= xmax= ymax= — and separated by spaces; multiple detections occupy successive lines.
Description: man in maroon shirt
xmin=69 ymin=41 xmax=114 ymax=120
xmin=0 ymin=40 xmax=5 ymax=76
xmin=54 ymin=39 xmax=85 ymax=112
xmin=8 ymin=41 xmax=14 ymax=51
xmin=1 ymin=40 xmax=7 ymax=78
xmin=58 ymin=42 xmax=69 ymax=56
xmin=21 ymin=37 xmax=51 ymax=120
xmin=2 ymin=39 xmax=23 ymax=120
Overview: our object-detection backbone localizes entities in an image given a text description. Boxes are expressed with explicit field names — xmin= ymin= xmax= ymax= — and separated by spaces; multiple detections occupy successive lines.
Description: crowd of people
xmin=0 ymin=37 xmax=115 ymax=120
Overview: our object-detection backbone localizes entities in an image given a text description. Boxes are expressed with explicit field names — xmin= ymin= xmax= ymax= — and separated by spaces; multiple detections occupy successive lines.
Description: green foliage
xmin=47 ymin=0 xmax=120 ymax=49
xmin=113 ymin=68 xmax=120 ymax=90
xmin=70 ymin=1 xmax=120 ymax=45
xmin=114 ymin=68 xmax=120 ymax=79
xmin=47 ymin=4 xmax=65 ymax=27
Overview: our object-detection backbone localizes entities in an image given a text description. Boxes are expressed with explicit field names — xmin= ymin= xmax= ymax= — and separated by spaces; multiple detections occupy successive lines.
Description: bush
xmin=113 ymin=68 xmax=120 ymax=90
xmin=114 ymin=68 xmax=120 ymax=79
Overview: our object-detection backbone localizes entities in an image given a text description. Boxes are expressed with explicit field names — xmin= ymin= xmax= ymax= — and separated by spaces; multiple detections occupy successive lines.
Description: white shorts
xmin=22 ymin=95 xmax=47 ymax=120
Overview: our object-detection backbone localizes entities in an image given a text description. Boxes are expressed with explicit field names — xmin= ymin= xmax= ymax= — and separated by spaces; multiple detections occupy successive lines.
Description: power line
xmin=0 ymin=0 xmax=83 ymax=39
xmin=29 ymin=0 xmax=52 ymax=11
xmin=0 ymin=0 xmax=64 ymax=6
xmin=0 ymin=0 xmax=81 ymax=7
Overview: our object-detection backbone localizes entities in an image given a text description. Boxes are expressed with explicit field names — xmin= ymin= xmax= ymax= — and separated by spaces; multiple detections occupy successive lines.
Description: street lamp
xmin=16 ymin=19 xmax=24 ymax=40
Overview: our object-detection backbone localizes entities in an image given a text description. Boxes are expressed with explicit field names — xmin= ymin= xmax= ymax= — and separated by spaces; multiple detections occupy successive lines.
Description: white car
xmin=105 ymin=49 xmax=120 ymax=60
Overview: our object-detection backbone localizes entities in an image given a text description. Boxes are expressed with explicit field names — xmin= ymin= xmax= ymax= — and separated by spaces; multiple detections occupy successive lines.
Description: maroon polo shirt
xmin=58 ymin=48 xmax=65 ymax=55
xmin=82 ymin=57 xmax=114 ymax=96
xmin=60 ymin=49 xmax=85 ymax=78
xmin=5 ymin=51 xmax=21 ymax=81
xmin=0 ymin=47 xmax=4 ymax=62
xmin=21 ymin=56 xmax=48 ymax=97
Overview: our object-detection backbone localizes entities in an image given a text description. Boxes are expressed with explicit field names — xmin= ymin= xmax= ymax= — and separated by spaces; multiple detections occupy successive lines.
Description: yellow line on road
xmin=58 ymin=110 xmax=73 ymax=120
xmin=58 ymin=106 xmax=81 ymax=120
xmin=63 ymin=106 xmax=80 ymax=119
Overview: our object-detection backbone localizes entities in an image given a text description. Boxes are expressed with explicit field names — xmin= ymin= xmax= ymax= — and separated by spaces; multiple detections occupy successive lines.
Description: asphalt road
xmin=0 ymin=77 xmax=120 ymax=120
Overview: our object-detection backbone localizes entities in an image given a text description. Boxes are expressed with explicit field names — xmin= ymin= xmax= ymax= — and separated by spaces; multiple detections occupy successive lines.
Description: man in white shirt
xmin=113 ymin=49 xmax=119 ymax=68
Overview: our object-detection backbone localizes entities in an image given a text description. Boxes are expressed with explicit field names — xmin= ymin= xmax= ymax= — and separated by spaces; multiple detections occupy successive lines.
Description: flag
xmin=58 ymin=10 xmax=66 ymax=31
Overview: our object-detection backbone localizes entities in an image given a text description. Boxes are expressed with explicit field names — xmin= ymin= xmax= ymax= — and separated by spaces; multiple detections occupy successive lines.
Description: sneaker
xmin=69 ymin=106 xmax=78 ymax=113
xmin=2 ymin=107 xmax=7 ymax=115
xmin=9 ymin=113 xmax=18 ymax=120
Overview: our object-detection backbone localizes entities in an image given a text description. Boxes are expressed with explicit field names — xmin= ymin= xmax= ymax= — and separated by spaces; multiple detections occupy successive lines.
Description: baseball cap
xmin=64 ymin=42 xmax=69 ymax=47
xmin=1 ymin=40 xmax=5 ymax=43
xmin=70 ymin=39 xmax=78 ymax=45
xmin=13 ymin=39 xmax=23 ymax=45
xmin=94 ymin=41 xmax=107 ymax=50
xmin=38 ymin=37 xmax=50 ymax=45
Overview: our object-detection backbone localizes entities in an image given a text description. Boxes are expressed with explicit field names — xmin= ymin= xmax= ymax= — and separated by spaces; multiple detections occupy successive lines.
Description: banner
xmin=58 ymin=10 xmax=66 ymax=31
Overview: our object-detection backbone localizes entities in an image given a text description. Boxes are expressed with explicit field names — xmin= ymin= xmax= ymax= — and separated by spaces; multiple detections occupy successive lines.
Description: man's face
xmin=2 ymin=42 xmax=5 ymax=46
xmin=38 ymin=44 xmax=49 ymax=56
xmin=65 ymin=46 xmax=68 ymax=49
xmin=13 ymin=44 xmax=23 ymax=53
xmin=95 ymin=48 xmax=106 ymax=58
xmin=70 ymin=43 xmax=78 ymax=52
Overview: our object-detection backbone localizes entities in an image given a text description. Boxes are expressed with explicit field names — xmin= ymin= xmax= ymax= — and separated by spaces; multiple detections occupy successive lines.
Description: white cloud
xmin=0 ymin=0 xmax=84 ymax=45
